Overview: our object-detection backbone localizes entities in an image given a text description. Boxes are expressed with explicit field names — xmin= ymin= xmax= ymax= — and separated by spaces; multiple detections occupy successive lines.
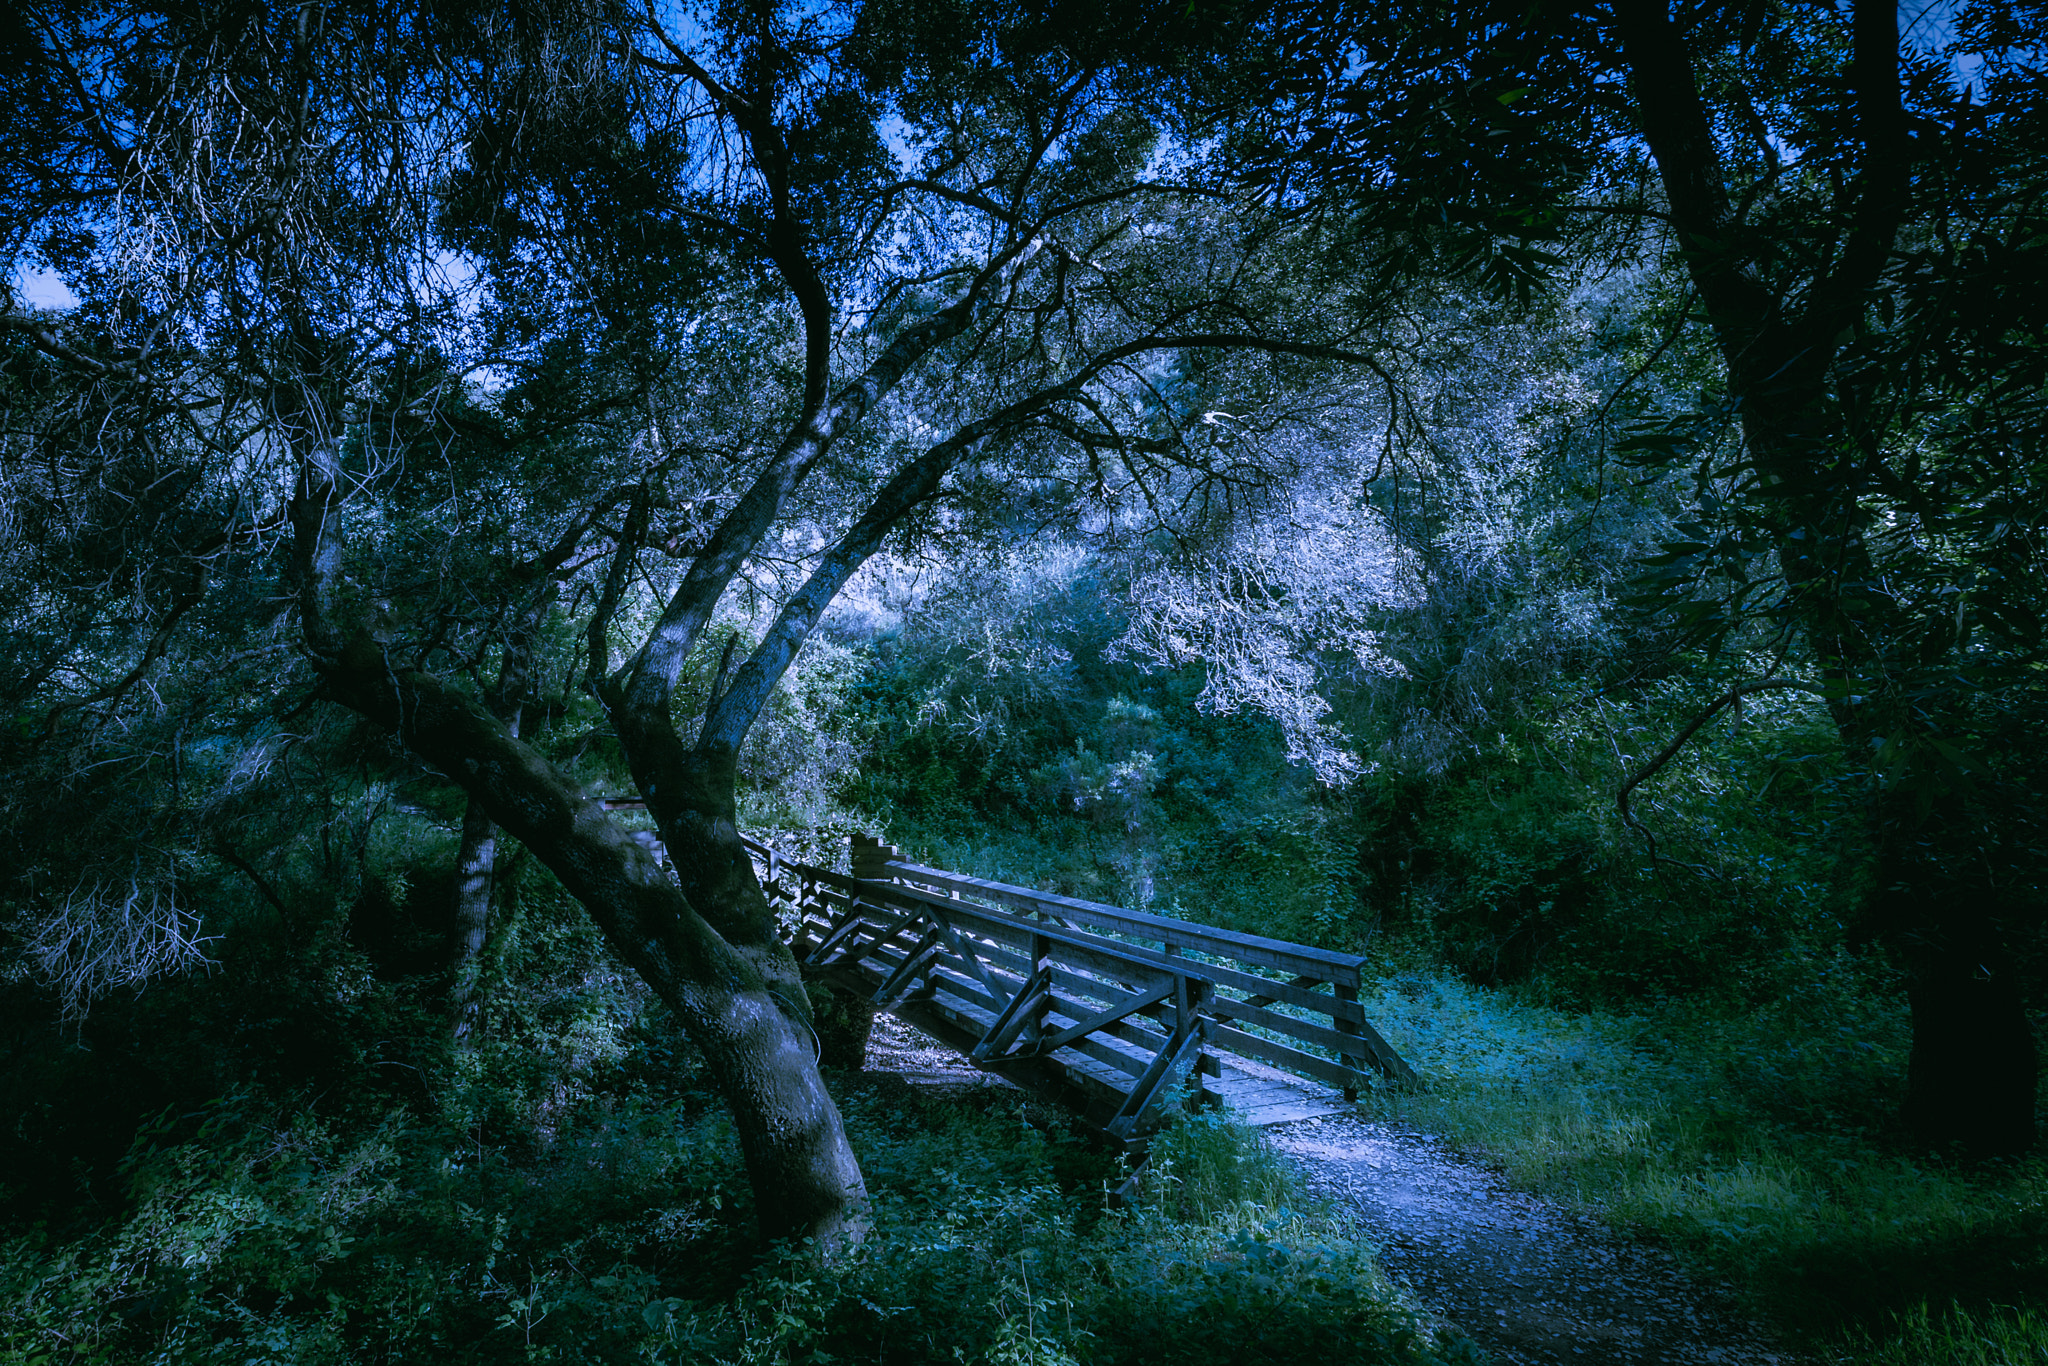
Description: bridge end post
xmin=1336 ymin=981 xmax=1364 ymax=1102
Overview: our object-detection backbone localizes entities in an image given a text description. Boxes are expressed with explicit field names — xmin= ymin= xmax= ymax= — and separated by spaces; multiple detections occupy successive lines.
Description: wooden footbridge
xmin=747 ymin=835 xmax=1417 ymax=1147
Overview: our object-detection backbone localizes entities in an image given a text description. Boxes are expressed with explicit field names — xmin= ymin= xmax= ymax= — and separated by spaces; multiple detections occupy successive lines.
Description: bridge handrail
xmin=871 ymin=857 xmax=1366 ymax=982
xmin=744 ymin=834 xmax=1415 ymax=1093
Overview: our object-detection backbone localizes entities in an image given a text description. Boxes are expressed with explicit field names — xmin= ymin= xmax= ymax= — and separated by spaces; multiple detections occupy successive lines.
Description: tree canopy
xmin=2 ymin=0 xmax=2044 ymax=1281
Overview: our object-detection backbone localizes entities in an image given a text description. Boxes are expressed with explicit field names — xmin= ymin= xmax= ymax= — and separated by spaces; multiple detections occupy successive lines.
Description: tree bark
xmin=449 ymin=794 xmax=497 ymax=1043
xmin=324 ymin=641 xmax=869 ymax=1249
xmin=1614 ymin=0 xmax=2036 ymax=1153
xmin=1893 ymin=877 xmax=2040 ymax=1155
xmin=449 ymin=599 xmax=550 ymax=1043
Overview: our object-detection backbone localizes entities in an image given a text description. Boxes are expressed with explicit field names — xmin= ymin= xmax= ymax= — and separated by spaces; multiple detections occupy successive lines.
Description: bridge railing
xmin=845 ymin=836 xmax=1416 ymax=1095
xmin=745 ymin=834 xmax=1414 ymax=1140
xmin=750 ymin=836 xmax=1226 ymax=1139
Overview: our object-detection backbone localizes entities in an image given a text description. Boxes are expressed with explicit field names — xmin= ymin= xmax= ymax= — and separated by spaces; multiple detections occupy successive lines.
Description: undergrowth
xmin=1359 ymin=970 xmax=2048 ymax=1363
xmin=0 ymin=1068 xmax=1478 ymax=1365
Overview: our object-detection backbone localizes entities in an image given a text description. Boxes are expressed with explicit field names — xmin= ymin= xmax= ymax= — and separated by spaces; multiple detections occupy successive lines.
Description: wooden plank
xmin=865 ymin=947 xmax=1010 ymax=1018
xmin=879 ymin=860 xmax=1366 ymax=981
xmin=1237 ymin=974 xmax=1324 ymax=1009
xmin=1185 ymin=960 xmax=1369 ymax=1023
xmin=1228 ymin=1096 xmax=1356 ymax=1127
xmin=1046 ymin=1029 xmax=1153 ymax=1081
xmin=930 ymin=903 xmax=1185 ymax=991
xmin=873 ymin=957 xmax=1156 ymax=1085
xmin=844 ymin=910 xmax=1390 ymax=1097
xmin=923 ymin=980 xmax=1152 ymax=1084
xmin=886 ymin=859 xmax=1359 ymax=974
xmin=1092 ymin=1006 xmax=1174 ymax=1055
xmin=1205 ymin=995 xmax=1370 ymax=1056
xmin=741 ymin=843 xmax=1359 ymax=995
xmin=845 ymin=872 xmax=1371 ymax=1025
xmin=1025 ymin=980 xmax=1176 ymax=1056
xmin=1207 ymin=1021 xmax=1369 ymax=1092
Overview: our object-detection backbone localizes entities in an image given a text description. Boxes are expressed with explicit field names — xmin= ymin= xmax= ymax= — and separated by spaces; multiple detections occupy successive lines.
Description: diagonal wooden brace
xmin=803 ymin=912 xmax=872 ymax=967
xmin=815 ymin=898 xmax=924 ymax=972
xmin=928 ymin=912 xmax=1005 ymax=1003
xmin=1014 ymin=980 xmax=1176 ymax=1059
xmin=1107 ymin=1016 xmax=1213 ymax=1142
xmin=971 ymin=965 xmax=1052 ymax=1063
xmin=871 ymin=922 xmax=945 ymax=1006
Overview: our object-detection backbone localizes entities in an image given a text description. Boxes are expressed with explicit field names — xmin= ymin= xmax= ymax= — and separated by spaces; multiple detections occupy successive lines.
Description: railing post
xmin=1335 ymin=980 xmax=1363 ymax=1102
xmin=1025 ymin=930 xmax=1052 ymax=1048
xmin=850 ymin=834 xmax=889 ymax=882
xmin=1176 ymin=970 xmax=1216 ymax=1110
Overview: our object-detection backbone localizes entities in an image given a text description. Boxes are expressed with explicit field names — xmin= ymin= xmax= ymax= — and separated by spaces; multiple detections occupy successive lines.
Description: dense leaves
xmin=2 ymin=0 xmax=2046 ymax=1359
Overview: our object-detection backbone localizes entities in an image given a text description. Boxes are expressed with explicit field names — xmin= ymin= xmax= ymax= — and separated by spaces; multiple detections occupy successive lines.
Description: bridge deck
xmin=750 ymin=836 xmax=1416 ymax=1147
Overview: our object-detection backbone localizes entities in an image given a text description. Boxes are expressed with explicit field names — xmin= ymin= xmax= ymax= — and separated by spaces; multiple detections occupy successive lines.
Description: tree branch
xmin=1617 ymin=677 xmax=1827 ymax=875
xmin=697 ymin=379 xmax=1085 ymax=753
xmin=1803 ymin=0 xmax=1908 ymax=335
xmin=613 ymin=239 xmax=1044 ymax=723
xmin=1612 ymin=0 xmax=1777 ymax=335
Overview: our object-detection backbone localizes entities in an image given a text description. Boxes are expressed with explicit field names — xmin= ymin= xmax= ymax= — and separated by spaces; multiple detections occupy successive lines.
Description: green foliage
xmin=1142 ymin=1107 xmax=1296 ymax=1224
xmin=1355 ymin=662 xmax=1872 ymax=1007
xmin=1361 ymin=970 xmax=2048 ymax=1358
xmin=0 ymin=1064 xmax=1471 ymax=1366
xmin=834 ymin=562 xmax=1375 ymax=952
xmin=1842 ymin=1302 xmax=2048 ymax=1366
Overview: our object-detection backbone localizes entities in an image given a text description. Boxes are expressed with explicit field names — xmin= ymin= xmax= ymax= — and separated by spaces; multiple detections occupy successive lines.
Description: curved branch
xmin=1803 ymin=0 xmax=1908 ymax=335
xmin=890 ymin=178 xmax=1017 ymax=223
xmin=1617 ymin=677 xmax=1827 ymax=875
xmin=614 ymin=238 xmax=1045 ymax=723
xmin=698 ymin=376 xmax=1095 ymax=752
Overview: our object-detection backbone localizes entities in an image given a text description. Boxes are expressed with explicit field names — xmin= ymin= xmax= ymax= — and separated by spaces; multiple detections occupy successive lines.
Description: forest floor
xmin=865 ymin=1014 xmax=1807 ymax=1366
xmin=1267 ymin=1113 xmax=1807 ymax=1366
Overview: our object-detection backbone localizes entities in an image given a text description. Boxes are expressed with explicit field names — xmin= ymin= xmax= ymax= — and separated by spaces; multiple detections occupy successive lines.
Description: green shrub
xmin=0 ymin=1071 xmax=1481 ymax=1366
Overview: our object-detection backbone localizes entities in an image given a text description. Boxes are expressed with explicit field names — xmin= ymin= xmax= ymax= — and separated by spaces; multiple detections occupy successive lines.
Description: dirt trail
xmin=1267 ymin=1114 xmax=1803 ymax=1365
xmin=862 ymin=1016 xmax=1802 ymax=1364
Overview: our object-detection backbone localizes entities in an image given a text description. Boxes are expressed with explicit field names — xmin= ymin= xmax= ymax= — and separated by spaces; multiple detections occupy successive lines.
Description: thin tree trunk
xmin=1900 ymin=919 xmax=2039 ymax=1155
xmin=448 ymin=597 xmax=549 ymax=1042
xmin=450 ymin=794 xmax=497 ymax=1043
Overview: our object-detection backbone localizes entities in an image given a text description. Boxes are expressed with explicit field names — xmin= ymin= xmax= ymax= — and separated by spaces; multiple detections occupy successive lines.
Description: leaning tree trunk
xmin=1871 ymin=812 xmax=2040 ymax=1155
xmin=1751 ymin=415 xmax=2039 ymax=1155
xmin=1901 ymin=926 xmax=2039 ymax=1155
xmin=449 ymin=615 xmax=545 ymax=1044
xmin=325 ymin=644 xmax=870 ymax=1249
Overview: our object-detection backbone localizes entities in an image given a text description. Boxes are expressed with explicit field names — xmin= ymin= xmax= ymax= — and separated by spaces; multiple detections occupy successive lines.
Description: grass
xmin=1357 ymin=969 xmax=2048 ymax=1362
xmin=0 ymin=1065 xmax=1482 ymax=1365
xmin=1846 ymin=1303 xmax=2048 ymax=1365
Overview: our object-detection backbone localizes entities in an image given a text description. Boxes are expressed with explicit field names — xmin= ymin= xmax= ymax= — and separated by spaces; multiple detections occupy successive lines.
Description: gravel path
xmin=1267 ymin=1114 xmax=1804 ymax=1366
xmin=862 ymin=1016 xmax=1803 ymax=1364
